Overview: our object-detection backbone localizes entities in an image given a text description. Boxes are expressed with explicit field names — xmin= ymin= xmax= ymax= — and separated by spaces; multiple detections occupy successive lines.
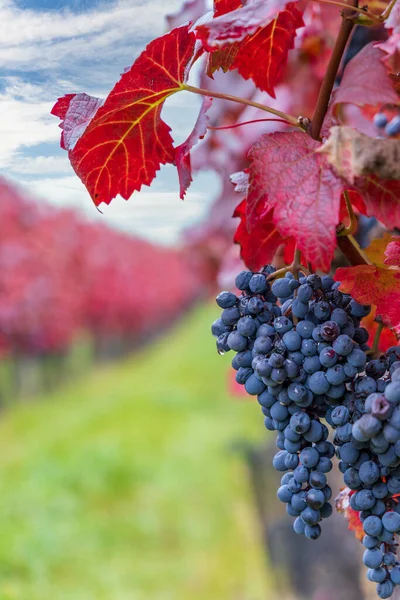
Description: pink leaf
xmin=334 ymin=43 xmax=399 ymax=108
xmin=195 ymin=0 xmax=291 ymax=48
xmin=175 ymin=96 xmax=213 ymax=199
xmin=52 ymin=93 xmax=104 ymax=151
xmin=247 ymin=131 xmax=343 ymax=270
xmin=385 ymin=238 xmax=400 ymax=267
xmin=386 ymin=1 xmax=400 ymax=33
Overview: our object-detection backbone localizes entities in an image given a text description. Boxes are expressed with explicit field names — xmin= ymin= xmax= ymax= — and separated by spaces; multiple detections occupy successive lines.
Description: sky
xmin=0 ymin=0 xmax=216 ymax=245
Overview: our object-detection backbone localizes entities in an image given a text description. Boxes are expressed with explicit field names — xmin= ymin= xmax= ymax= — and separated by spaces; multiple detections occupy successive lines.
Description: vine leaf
xmin=352 ymin=177 xmax=400 ymax=232
xmin=246 ymin=131 xmax=343 ymax=270
xmin=318 ymin=126 xmax=400 ymax=182
xmin=204 ymin=1 xmax=304 ymax=96
xmin=335 ymin=265 xmax=400 ymax=332
xmin=196 ymin=0 xmax=292 ymax=47
xmin=52 ymin=26 xmax=197 ymax=206
xmin=334 ymin=43 xmax=399 ymax=108
xmin=175 ymin=96 xmax=213 ymax=199
xmin=233 ymin=199 xmax=289 ymax=270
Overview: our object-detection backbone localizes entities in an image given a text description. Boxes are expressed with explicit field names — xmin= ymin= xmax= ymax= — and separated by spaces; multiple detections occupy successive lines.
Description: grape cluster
xmin=212 ymin=266 xmax=373 ymax=540
xmin=334 ymin=369 xmax=400 ymax=598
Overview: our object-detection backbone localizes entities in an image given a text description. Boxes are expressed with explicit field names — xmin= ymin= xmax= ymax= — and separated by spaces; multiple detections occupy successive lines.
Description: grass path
xmin=0 ymin=305 xmax=270 ymax=600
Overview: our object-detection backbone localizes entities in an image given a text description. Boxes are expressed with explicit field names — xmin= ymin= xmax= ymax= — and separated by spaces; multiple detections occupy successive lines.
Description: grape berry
xmin=212 ymin=265 xmax=400 ymax=599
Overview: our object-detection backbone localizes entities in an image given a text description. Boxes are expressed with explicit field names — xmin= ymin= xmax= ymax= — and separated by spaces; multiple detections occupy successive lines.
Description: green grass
xmin=0 ymin=304 xmax=270 ymax=600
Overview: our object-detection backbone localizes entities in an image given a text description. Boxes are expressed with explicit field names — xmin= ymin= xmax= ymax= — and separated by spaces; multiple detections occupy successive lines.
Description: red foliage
xmin=335 ymin=265 xmax=400 ymax=333
xmin=0 ymin=178 xmax=202 ymax=355
xmin=195 ymin=0 xmax=293 ymax=47
xmin=246 ymin=132 xmax=343 ymax=270
xmin=51 ymin=0 xmax=400 ymax=353
xmin=233 ymin=199 xmax=288 ymax=270
xmin=333 ymin=43 xmax=398 ymax=109
xmin=52 ymin=26 xmax=197 ymax=206
xmin=206 ymin=2 xmax=304 ymax=96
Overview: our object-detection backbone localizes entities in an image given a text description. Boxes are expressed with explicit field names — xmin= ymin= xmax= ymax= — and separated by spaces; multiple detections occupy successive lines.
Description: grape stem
xmin=267 ymin=248 xmax=310 ymax=281
xmin=182 ymin=84 xmax=302 ymax=128
xmin=368 ymin=321 xmax=384 ymax=358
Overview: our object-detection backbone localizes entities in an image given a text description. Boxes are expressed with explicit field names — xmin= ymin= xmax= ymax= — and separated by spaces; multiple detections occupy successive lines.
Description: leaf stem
xmin=382 ymin=0 xmax=398 ymax=20
xmin=337 ymin=191 xmax=358 ymax=236
xmin=310 ymin=0 xmax=359 ymax=140
xmin=208 ymin=118 xmax=290 ymax=131
xmin=183 ymin=84 xmax=301 ymax=128
xmin=311 ymin=0 xmax=382 ymax=23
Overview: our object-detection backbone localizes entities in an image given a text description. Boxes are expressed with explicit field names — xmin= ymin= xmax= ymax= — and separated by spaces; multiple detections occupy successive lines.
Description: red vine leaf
xmin=335 ymin=265 xmax=400 ymax=332
xmin=196 ymin=0 xmax=292 ymax=48
xmin=214 ymin=0 xmax=240 ymax=17
xmin=175 ymin=96 xmax=213 ymax=199
xmin=385 ymin=238 xmax=400 ymax=266
xmin=334 ymin=43 xmax=399 ymax=108
xmin=247 ymin=132 xmax=343 ymax=270
xmin=353 ymin=177 xmax=400 ymax=232
xmin=206 ymin=3 xmax=304 ymax=96
xmin=52 ymin=26 xmax=197 ymax=206
xmin=233 ymin=199 xmax=288 ymax=270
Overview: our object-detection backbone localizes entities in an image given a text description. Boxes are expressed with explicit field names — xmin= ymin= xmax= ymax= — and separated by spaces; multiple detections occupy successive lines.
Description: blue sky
xmin=0 ymin=0 xmax=215 ymax=245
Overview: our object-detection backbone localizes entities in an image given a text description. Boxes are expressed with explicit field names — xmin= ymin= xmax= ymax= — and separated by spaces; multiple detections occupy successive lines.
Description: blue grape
xmin=304 ymin=524 xmax=321 ymax=540
xmin=292 ymin=298 xmax=309 ymax=318
xmin=319 ymin=347 xmax=338 ymax=367
xmin=332 ymin=334 xmax=353 ymax=356
xmin=301 ymin=338 xmax=318 ymax=357
xmin=271 ymin=278 xmax=292 ymax=298
xmin=244 ymin=374 xmax=266 ymax=395
xmin=382 ymin=511 xmax=400 ymax=532
xmin=385 ymin=115 xmax=400 ymax=137
xmin=308 ymin=371 xmax=330 ymax=395
xmin=249 ymin=273 xmax=268 ymax=293
xmin=377 ymin=580 xmax=394 ymax=598
xmin=216 ymin=291 xmax=237 ymax=308
xmin=282 ymin=330 xmax=302 ymax=351
xmin=374 ymin=112 xmax=388 ymax=128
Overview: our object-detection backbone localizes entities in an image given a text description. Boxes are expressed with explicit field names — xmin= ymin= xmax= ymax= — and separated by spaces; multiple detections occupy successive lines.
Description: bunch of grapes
xmin=212 ymin=264 xmax=400 ymax=599
xmin=330 ymin=369 xmax=400 ymax=598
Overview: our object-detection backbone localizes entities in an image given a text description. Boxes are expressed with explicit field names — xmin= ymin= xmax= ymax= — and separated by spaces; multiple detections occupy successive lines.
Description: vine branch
xmin=310 ymin=0 xmax=359 ymax=140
